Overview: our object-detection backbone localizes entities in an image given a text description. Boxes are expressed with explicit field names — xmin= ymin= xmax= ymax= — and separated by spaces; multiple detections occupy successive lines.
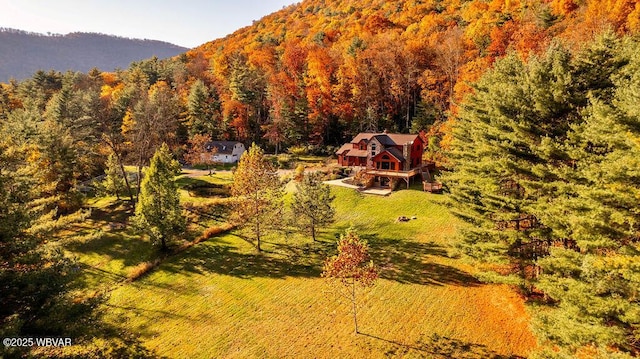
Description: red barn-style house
xmin=336 ymin=132 xmax=427 ymax=189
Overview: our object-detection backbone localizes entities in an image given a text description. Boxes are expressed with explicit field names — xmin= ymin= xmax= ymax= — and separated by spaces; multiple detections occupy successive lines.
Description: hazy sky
xmin=0 ymin=0 xmax=298 ymax=48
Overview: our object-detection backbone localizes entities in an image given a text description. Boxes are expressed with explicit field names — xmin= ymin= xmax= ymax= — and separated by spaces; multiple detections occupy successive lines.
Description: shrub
xmin=276 ymin=154 xmax=293 ymax=169
xmin=127 ymin=259 xmax=162 ymax=282
xmin=189 ymin=224 xmax=234 ymax=246
xmin=331 ymin=167 xmax=349 ymax=178
xmin=353 ymin=169 xmax=374 ymax=187
xmin=183 ymin=182 xmax=230 ymax=197
xmin=294 ymin=164 xmax=306 ymax=181
xmin=390 ymin=178 xmax=402 ymax=190
xmin=197 ymin=224 xmax=233 ymax=242
xmin=288 ymin=145 xmax=308 ymax=157
xmin=324 ymin=145 xmax=338 ymax=156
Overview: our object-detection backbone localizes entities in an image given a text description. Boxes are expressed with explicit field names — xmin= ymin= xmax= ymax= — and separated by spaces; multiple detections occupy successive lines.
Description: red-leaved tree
xmin=322 ymin=228 xmax=378 ymax=334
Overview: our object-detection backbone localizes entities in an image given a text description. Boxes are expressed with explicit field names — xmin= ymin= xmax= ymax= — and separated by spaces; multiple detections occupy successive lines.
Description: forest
xmin=1 ymin=0 xmax=639 ymax=357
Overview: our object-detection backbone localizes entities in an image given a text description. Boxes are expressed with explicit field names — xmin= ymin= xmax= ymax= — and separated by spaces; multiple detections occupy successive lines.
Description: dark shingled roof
xmin=382 ymin=133 xmax=421 ymax=145
xmin=349 ymin=132 xmax=420 ymax=146
xmin=206 ymin=141 xmax=243 ymax=155
xmin=374 ymin=147 xmax=406 ymax=162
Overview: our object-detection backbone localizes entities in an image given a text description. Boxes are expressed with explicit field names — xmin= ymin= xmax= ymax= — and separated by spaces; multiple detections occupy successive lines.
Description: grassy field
xmin=55 ymin=179 xmax=536 ymax=358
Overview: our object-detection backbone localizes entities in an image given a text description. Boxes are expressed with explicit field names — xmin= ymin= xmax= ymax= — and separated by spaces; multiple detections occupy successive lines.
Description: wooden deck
xmin=364 ymin=167 xmax=422 ymax=178
xmin=364 ymin=167 xmax=425 ymax=189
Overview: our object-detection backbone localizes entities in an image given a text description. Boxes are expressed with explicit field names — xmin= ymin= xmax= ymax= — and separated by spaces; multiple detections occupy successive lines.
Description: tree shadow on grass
xmin=64 ymin=202 xmax=146 ymax=265
xmin=160 ymin=237 xmax=323 ymax=279
xmin=156 ymin=229 xmax=479 ymax=287
xmin=104 ymin=302 xmax=191 ymax=320
xmin=9 ymin=289 xmax=165 ymax=358
xmin=71 ymin=199 xmax=476 ymax=288
xmin=304 ymin=224 xmax=479 ymax=287
xmin=71 ymin=298 xmax=168 ymax=358
xmin=90 ymin=201 xmax=134 ymax=224
xmin=365 ymin=235 xmax=480 ymax=287
xmin=65 ymin=230 xmax=157 ymax=268
xmin=267 ymin=239 xmax=336 ymax=265
xmin=361 ymin=332 xmax=523 ymax=359
xmin=65 ymin=201 xmax=203 ymax=271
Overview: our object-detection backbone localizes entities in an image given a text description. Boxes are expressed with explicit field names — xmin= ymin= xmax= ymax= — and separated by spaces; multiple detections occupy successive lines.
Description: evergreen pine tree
xmin=102 ymin=152 xmax=126 ymax=200
xmin=443 ymin=34 xmax=640 ymax=357
xmin=187 ymin=80 xmax=221 ymax=137
xmin=443 ymin=45 xmax=575 ymax=284
xmin=132 ymin=143 xmax=185 ymax=251
xmin=531 ymin=36 xmax=640 ymax=358
xmin=0 ymin=135 xmax=87 ymax=348
xmin=291 ymin=172 xmax=336 ymax=241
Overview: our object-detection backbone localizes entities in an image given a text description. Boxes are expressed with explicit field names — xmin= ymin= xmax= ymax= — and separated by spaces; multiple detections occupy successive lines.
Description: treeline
xmin=0 ymin=27 xmax=65 ymax=36
xmin=184 ymin=0 xmax=639 ymax=151
xmin=2 ymin=0 xmax=639 ymax=162
xmin=445 ymin=32 xmax=640 ymax=358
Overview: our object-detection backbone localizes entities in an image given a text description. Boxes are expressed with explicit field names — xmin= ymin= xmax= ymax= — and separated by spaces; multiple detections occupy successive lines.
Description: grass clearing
xmin=60 ymin=180 xmax=536 ymax=358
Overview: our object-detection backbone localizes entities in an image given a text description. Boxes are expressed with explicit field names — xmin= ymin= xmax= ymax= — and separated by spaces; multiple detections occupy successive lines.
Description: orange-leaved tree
xmin=322 ymin=228 xmax=378 ymax=334
xmin=184 ymin=133 xmax=216 ymax=174
xmin=230 ymin=143 xmax=283 ymax=252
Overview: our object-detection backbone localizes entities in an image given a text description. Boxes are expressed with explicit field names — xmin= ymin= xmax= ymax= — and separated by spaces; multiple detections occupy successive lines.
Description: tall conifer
xmin=132 ymin=143 xmax=185 ymax=251
xmin=444 ymin=34 xmax=640 ymax=357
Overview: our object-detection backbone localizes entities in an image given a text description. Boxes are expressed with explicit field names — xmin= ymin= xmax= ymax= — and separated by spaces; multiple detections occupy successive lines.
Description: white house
xmin=206 ymin=141 xmax=246 ymax=164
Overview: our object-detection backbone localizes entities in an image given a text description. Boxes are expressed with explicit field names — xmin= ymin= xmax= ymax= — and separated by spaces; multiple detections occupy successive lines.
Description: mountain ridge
xmin=0 ymin=28 xmax=188 ymax=82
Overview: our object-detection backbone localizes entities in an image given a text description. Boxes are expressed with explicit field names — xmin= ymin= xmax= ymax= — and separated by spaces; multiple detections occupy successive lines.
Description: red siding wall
xmin=411 ymin=140 xmax=424 ymax=168
xmin=373 ymin=153 xmax=402 ymax=171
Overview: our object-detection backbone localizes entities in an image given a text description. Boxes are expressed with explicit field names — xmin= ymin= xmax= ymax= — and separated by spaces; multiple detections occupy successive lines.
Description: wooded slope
xmin=178 ymin=0 xmax=639 ymax=147
xmin=0 ymin=28 xmax=187 ymax=82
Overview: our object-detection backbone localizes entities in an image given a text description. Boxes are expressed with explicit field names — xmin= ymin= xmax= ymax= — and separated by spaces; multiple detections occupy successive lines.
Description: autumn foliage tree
xmin=122 ymin=80 xmax=181 ymax=200
xmin=230 ymin=143 xmax=283 ymax=252
xmin=184 ymin=133 xmax=217 ymax=174
xmin=323 ymin=228 xmax=378 ymax=334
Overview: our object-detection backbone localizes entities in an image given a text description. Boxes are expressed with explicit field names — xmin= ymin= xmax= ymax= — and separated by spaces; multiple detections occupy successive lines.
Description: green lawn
xmin=56 ymin=180 xmax=536 ymax=358
xmin=54 ymin=198 xmax=157 ymax=291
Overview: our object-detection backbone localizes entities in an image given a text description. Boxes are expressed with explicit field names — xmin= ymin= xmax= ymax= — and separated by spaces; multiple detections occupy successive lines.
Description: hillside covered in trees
xmin=0 ymin=28 xmax=187 ymax=82
xmin=3 ymin=0 xmax=638 ymax=151
xmin=183 ymin=0 xmax=639 ymax=151
xmin=1 ymin=0 xmax=640 ymax=357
